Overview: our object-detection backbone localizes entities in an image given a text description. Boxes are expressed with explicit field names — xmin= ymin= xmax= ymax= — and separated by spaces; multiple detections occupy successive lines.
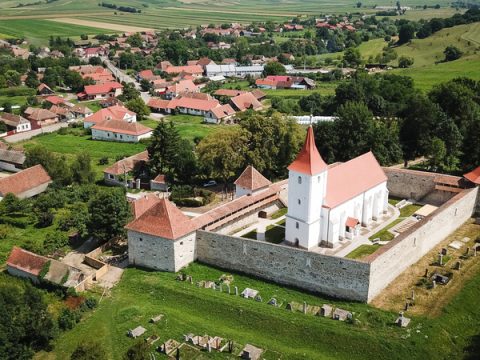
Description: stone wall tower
xmin=285 ymin=126 xmax=328 ymax=249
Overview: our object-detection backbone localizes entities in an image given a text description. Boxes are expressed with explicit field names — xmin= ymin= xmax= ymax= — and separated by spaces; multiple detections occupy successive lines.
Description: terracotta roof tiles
xmin=288 ymin=126 xmax=327 ymax=175
xmin=0 ymin=165 xmax=52 ymax=197
xmin=464 ymin=166 xmax=480 ymax=185
xmin=234 ymin=165 xmax=271 ymax=191
xmin=7 ymin=247 xmax=48 ymax=276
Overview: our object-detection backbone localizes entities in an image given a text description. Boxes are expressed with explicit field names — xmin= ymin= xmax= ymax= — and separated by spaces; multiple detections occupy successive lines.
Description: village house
xmin=0 ymin=148 xmax=26 ymax=172
xmin=0 ymin=113 xmax=31 ymax=133
xmin=234 ymin=165 xmax=272 ymax=198
xmin=6 ymin=247 xmax=87 ymax=290
xmin=11 ymin=46 xmax=30 ymax=59
xmin=103 ymin=151 xmax=149 ymax=186
xmin=204 ymin=104 xmax=236 ymax=124
xmin=84 ymin=105 xmax=136 ymax=128
xmin=230 ymin=92 xmax=263 ymax=112
xmin=188 ymin=57 xmax=216 ymax=70
xmin=49 ymin=105 xmax=75 ymax=122
xmin=70 ymin=104 xmax=93 ymax=119
xmin=256 ymin=76 xmax=315 ymax=90
xmin=24 ymin=107 xmax=58 ymax=126
xmin=163 ymin=64 xmax=204 ymax=78
xmin=165 ymin=79 xmax=199 ymax=99
xmin=0 ymin=165 xmax=52 ymax=200
xmin=91 ymin=119 xmax=152 ymax=143
xmin=77 ymin=82 xmax=123 ymax=101
xmin=37 ymin=83 xmax=55 ymax=96
xmin=150 ymin=174 xmax=168 ymax=192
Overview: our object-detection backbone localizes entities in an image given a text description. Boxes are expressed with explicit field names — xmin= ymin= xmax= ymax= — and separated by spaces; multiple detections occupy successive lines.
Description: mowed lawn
xmin=0 ymin=19 xmax=112 ymax=45
xmin=34 ymin=261 xmax=480 ymax=360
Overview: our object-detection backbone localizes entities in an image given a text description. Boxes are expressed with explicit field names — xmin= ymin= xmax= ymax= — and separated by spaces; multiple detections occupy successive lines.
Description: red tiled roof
xmin=165 ymin=65 xmax=203 ymax=75
xmin=234 ymin=165 xmax=271 ymax=191
xmin=256 ymin=78 xmax=277 ymax=87
xmin=7 ymin=247 xmax=48 ymax=276
xmin=210 ymin=104 xmax=236 ymax=119
xmin=464 ymin=166 xmax=480 ymax=185
xmin=171 ymin=97 xmax=220 ymax=112
xmin=167 ymin=79 xmax=198 ymax=94
xmin=147 ymin=98 xmax=172 ymax=109
xmin=84 ymin=82 xmax=123 ymax=96
xmin=152 ymin=174 xmax=166 ymax=183
xmin=230 ymin=92 xmax=262 ymax=111
xmin=24 ymin=107 xmax=57 ymax=122
xmin=92 ymin=119 xmax=152 ymax=136
xmin=37 ymin=83 xmax=53 ymax=92
xmin=266 ymin=75 xmax=291 ymax=82
xmin=138 ymin=70 xmax=154 ymax=79
xmin=324 ymin=152 xmax=387 ymax=208
xmin=44 ymin=95 xmax=65 ymax=105
xmin=85 ymin=105 xmax=134 ymax=125
xmin=126 ymin=198 xmax=194 ymax=240
xmin=0 ymin=165 xmax=52 ymax=196
xmin=346 ymin=217 xmax=359 ymax=228
xmin=251 ymin=89 xmax=266 ymax=100
xmin=104 ymin=151 xmax=149 ymax=175
xmin=131 ymin=194 xmax=162 ymax=219
xmin=214 ymin=89 xmax=247 ymax=97
xmin=288 ymin=126 xmax=328 ymax=175
xmin=83 ymin=72 xmax=115 ymax=83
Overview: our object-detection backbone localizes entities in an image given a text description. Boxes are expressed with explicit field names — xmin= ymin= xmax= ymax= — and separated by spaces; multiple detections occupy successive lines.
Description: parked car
xmin=203 ymin=180 xmax=217 ymax=187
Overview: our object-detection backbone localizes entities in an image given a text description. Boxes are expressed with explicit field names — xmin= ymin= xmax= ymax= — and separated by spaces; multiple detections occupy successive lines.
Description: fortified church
xmin=126 ymin=126 xmax=389 ymax=271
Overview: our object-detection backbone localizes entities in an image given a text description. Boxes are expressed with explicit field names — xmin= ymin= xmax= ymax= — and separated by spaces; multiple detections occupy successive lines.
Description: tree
xmin=88 ymin=188 xmax=131 ymax=242
xmin=197 ymin=128 xmax=248 ymax=185
xmin=397 ymin=23 xmax=415 ymax=44
xmin=263 ymin=61 xmax=286 ymax=76
xmin=4 ymin=70 xmax=21 ymax=87
xmin=443 ymin=46 xmax=462 ymax=62
xmin=126 ymin=33 xmax=143 ymax=48
xmin=0 ymin=283 xmax=57 ymax=359
xmin=64 ymin=70 xmax=86 ymax=93
xmin=426 ymin=137 xmax=446 ymax=170
xmin=123 ymin=341 xmax=150 ymax=360
xmin=356 ymin=1 xmax=362 ymax=7
xmin=343 ymin=47 xmax=362 ymax=68
xmin=126 ymin=98 xmax=150 ymax=121
xmin=58 ymin=202 xmax=90 ymax=239
xmin=140 ymin=78 xmax=152 ymax=92
xmin=71 ymin=152 xmax=95 ymax=184
xmin=80 ymin=34 xmax=88 ymax=40
xmin=299 ymin=93 xmax=323 ymax=115
xmin=147 ymin=120 xmax=182 ymax=180
xmin=88 ymin=57 xmax=102 ymax=66
xmin=119 ymin=82 xmax=141 ymax=102
xmin=25 ymin=70 xmax=40 ymax=88
xmin=24 ymin=145 xmax=72 ymax=186
xmin=71 ymin=341 xmax=106 ymax=360
xmin=398 ymin=56 xmax=414 ymax=68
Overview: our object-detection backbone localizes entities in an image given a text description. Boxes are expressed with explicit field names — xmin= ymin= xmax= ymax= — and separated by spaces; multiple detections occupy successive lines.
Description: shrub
xmin=98 ymin=157 xmax=109 ymax=165
xmin=81 ymin=297 xmax=98 ymax=311
xmin=0 ymin=224 xmax=12 ymax=239
xmin=0 ymin=216 xmax=28 ymax=228
xmin=58 ymin=308 xmax=81 ymax=330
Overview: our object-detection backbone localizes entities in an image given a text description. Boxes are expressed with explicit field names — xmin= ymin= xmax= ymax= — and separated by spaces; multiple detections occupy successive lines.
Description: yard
xmin=369 ymin=204 xmax=422 ymax=242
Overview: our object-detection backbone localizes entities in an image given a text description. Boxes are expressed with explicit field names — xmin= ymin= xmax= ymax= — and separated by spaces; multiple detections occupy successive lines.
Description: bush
xmin=98 ymin=157 xmax=109 ymax=165
xmin=0 ymin=215 xmax=29 ymax=228
xmin=58 ymin=308 xmax=81 ymax=330
xmin=81 ymin=297 xmax=98 ymax=311
xmin=172 ymin=197 xmax=204 ymax=207
xmin=0 ymin=224 xmax=12 ymax=239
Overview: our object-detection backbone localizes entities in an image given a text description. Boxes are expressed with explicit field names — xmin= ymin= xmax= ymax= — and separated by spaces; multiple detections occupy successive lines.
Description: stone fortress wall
xmin=194 ymin=169 xmax=479 ymax=302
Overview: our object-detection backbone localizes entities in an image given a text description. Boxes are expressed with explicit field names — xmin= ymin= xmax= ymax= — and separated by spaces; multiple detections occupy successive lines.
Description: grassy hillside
xmin=33 ymin=261 xmax=480 ymax=360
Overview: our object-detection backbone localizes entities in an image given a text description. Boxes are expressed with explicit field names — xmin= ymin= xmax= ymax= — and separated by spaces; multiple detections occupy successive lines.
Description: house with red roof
xmin=84 ymin=105 xmax=136 ymax=128
xmin=78 ymin=82 xmax=123 ymax=101
xmin=234 ymin=165 xmax=272 ymax=198
xmin=24 ymin=107 xmax=58 ymax=127
xmin=285 ymin=126 xmax=388 ymax=249
xmin=37 ymin=83 xmax=54 ymax=96
xmin=464 ymin=166 xmax=480 ymax=185
xmin=165 ymin=79 xmax=199 ymax=99
xmin=164 ymin=64 xmax=204 ymax=78
xmin=0 ymin=164 xmax=52 ymax=200
xmin=230 ymin=92 xmax=263 ymax=112
xmin=204 ymin=104 xmax=236 ymax=124
xmin=103 ymin=151 xmax=149 ymax=186
xmin=91 ymin=119 xmax=152 ymax=143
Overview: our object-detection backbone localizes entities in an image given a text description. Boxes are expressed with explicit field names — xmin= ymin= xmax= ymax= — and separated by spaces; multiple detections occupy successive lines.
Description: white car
xmin=203 ymin=180 xmax=217 ymax=187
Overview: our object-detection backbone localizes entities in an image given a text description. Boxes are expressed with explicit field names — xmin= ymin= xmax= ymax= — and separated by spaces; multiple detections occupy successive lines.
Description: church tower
xmin=285 ymin=126 xmax=328 ymax=249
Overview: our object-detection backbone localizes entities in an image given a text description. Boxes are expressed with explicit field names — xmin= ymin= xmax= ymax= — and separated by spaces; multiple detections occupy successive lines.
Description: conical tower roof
xmin=288 ymin=126 xmax=327 ymax=175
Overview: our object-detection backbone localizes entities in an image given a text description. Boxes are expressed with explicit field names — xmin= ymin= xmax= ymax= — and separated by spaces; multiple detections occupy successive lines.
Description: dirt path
xmin=47 ymin=18 xmax=154 ymax=33
xmin=371 ymin=220 xmax=480 ymax=317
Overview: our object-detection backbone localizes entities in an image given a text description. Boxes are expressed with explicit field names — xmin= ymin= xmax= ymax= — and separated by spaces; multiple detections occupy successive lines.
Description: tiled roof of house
xmin=71 ymin=104 xmax=93 ymax=115
xmin=152 ymin=174 xmax=166 ymax=183
xmin=24 ymin=107 xmax=57 ymax=122
xmin=147 ymin=98 xmax=172 ymax=109
xmin=84 ymin=82 xmax=123 ymax=96
xmin=210 ymin=104 xmax=236 ymax=119
xmin=234 ymin=165 xmax=271 ymax=191
xmin=464 ymin=166 xmax=480 ymax=185
xmin=214 ymin=89 xmax=247 ymax=97
xmin=230 ymin=92 xmax=262 ymax=111
xmin=255 ymin=78 xmax=277 ymax=87
xmin=126 ymin=198 xmax=194 ymax=240
xmin=0 ymin=113 xmax=30 ymax=127
xmin=171 ymin=97 xmax=220 ymax=112
xmin=165 ymin=65 xmax=203 ymax=75
xmin=288 ymin=126 xmax=328 ymax=176
xmin=0 ymin=165 xmax=52 ymax=196
xmin=44 ymin=95 xmax=65 ymax=105
xmin=324 ymin=152 xmax=387 ymax=208
xmin=166 ymin=79 xmax=198 ymax=94
xmin=83 ymin=72 xmax=115 ymax=83
xmin=85 ymin=105 xmax=134 ymax=125
xmin=138 ymin=70 xmax=154 ymax=79
xmin=7 ymin=247 xmax=48 ymax=276
xmin=104 ymin=151 xmax=149 ymax=175
xmin=37 ymin=83 xmax=53 ymax=93
xmin=0 ymin=148 xmax=26 ymax=165
xmin=251 ymin=89 xmax=266 ymax=100
xmin=49 ymin=105 xmax=70 ymax=116
xmin=92 ymin=119 xmax=152 ymax=136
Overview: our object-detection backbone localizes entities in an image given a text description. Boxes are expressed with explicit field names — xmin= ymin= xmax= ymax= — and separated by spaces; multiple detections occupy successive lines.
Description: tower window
xmin=298 ymin=176 xmax=302 ymax=184
xmin=296 ymin=222 xmax=299 ymax=229
xmin=298 ymin=199 xmax=301 ymax=205
xmin=318 ymin=176 xmax=321 ymax=183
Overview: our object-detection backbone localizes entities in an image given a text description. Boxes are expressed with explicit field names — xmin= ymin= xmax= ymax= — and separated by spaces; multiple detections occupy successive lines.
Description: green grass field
xmin=165 ymin=114 xmax=226 ymax=142
xmin=32 ymin=261 xmax=480 ymax=360
xmin=346 ymin=244 xmax=382 ymax=260
xmin=0 ymin=19 xmax=113 ymax=45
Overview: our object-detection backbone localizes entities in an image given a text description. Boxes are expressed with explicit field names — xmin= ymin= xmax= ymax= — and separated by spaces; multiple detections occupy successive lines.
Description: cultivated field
xmin=48 ymin=18 xmax=154 ymax=33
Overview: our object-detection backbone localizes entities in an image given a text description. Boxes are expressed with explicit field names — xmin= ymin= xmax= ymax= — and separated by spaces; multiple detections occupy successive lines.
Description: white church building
xmin=285 ymin=126 xmax=389 ymax=249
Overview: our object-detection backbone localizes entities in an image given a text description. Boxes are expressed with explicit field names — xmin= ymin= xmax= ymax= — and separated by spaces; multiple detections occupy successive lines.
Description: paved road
xmin=102 ymin=58 xmax=151 ymax=104
xmin=4 ymin=122 xmax=68 ymax=143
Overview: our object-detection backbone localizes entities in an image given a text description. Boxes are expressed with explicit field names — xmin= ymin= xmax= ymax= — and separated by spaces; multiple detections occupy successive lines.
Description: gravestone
xmin=255 ymin=295 xmax=262 ymax=302
xmin=474 ymin=247 xmax=477 ymax=257
xmin=465 ymin=247 xmax=470 ymax=256
xmin=404 ymin=301 xmax=409 ymax=311
xmin=432 ymin=280 xmax=436 ymax=289
xmin=235 ymin=286 xmax=238 ymax=296
xmin=303 ymin=301 xmax=307 ymax=314
xmin=219 ymin=284 xmax=223 ymax=292
xmin=456 ymin=261 xmax=462 ymax=270
xmin=207 ymin=343 xmax=212 ymax=353
xmin=424 ymin=268 xmax=429 ymax=277
xmin=439 ymin=254 xmax=444 ymax=266
xmin=225 ymin=284 xmax=230 ymax=294
xmin=268 ymin=298 xmax=278 ymax=306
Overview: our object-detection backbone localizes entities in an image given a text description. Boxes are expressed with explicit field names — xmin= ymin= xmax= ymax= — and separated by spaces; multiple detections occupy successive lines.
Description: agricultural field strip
xmin=47 ymin=18 xmax=155 ymax=33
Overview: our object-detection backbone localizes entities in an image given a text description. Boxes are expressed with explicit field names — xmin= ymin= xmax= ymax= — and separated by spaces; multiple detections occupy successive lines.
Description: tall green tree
xmin=126 ymin=98 xmax=150 ymax=121
xmin=71 ymin=152 xmax=95 ymax=184
xmin=147 ymin=120 xmax=181 ymax=180
xmin=24 ymin=145 xmax=72 ymax=186
xmin=88 ymin=188 xmax=131 ymax=242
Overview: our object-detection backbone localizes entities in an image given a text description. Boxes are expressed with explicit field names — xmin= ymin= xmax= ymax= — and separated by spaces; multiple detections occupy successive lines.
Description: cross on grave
xmin=439 ymin=253 xmax=444 ymax=266
xmin=235 ymin=286 xmax=239 ymax=296
xmin=456 ymin=261 xmax=462 ymax=270
xmin=474 ymin=246 xmax=477 ymax=257
xmin=303 ymin=301 xmax=307 ymax=314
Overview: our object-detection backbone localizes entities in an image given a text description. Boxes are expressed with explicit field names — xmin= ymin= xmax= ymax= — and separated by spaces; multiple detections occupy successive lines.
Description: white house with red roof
xmin=285 ymin=126 xmax=388 ymax=249
xmin=78 ymin=82 xmax=123 ymax=101
xmin=84 ymin=105 xmax=136 ymax=128
xmin=91 ymin=119 xmax=152 ymax=143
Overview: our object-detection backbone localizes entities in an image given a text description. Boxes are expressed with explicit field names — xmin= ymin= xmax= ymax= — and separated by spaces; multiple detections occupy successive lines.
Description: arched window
xmin=298 ymin=199 xmax=301 ymax=205
xmin=296 ymin=222 xmax=299 ymax=229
